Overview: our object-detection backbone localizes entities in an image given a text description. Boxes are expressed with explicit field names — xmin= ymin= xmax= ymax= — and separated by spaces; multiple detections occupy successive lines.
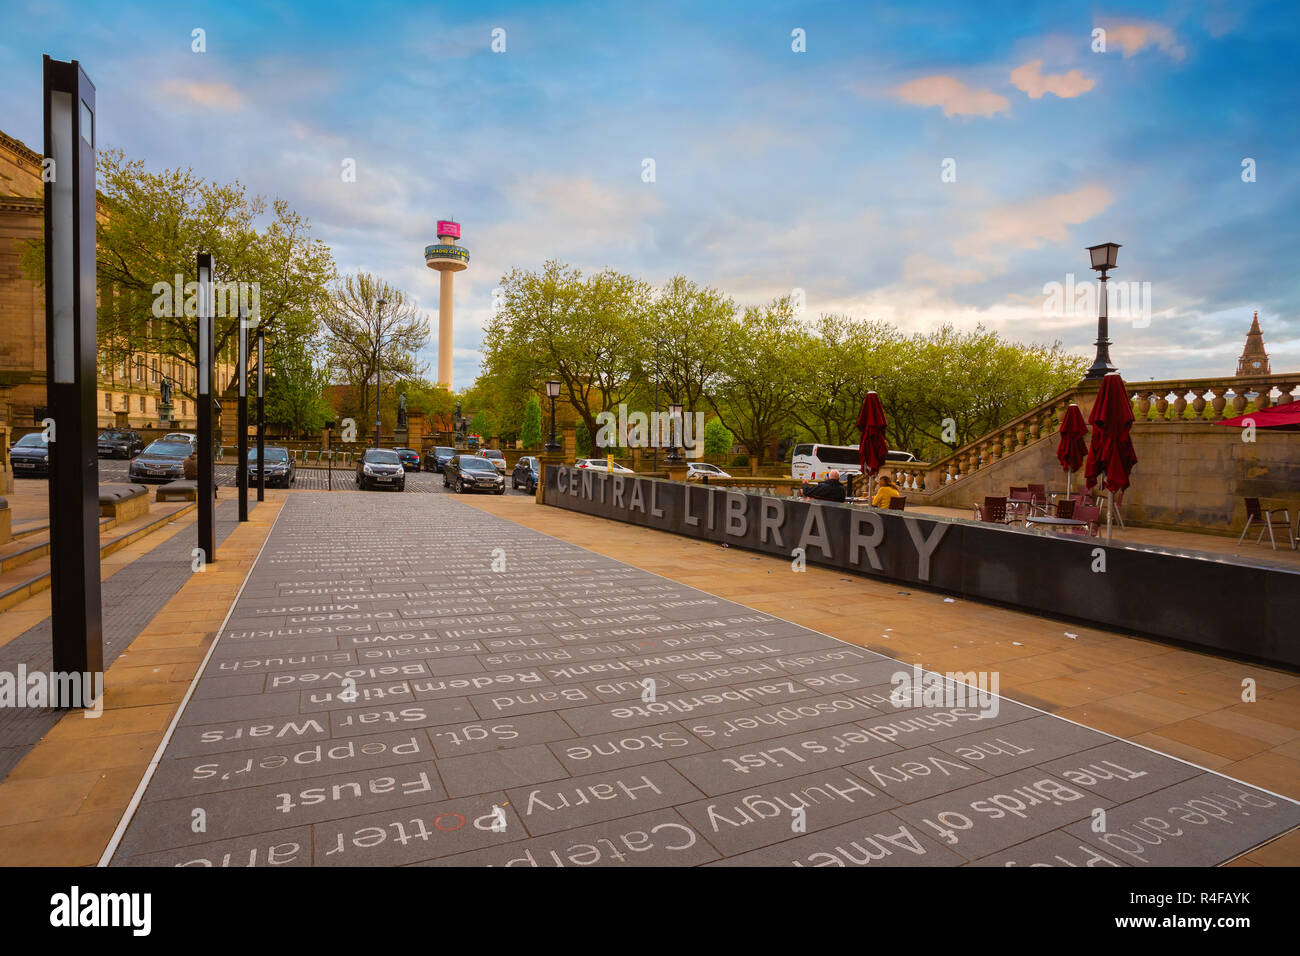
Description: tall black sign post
xmin=196 ymin=252 xmax=216 ymax=563
xmin=237 ymin=303 xmax=249 ymax=522
xmin=256 ymin=326 xmax=266 ymax=502
xmin=43 ymin=55 xmax=103 ymax=703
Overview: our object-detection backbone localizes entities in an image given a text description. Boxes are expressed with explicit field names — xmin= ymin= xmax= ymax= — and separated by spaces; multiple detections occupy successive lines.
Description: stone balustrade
xmin=910 ymin=372 xmax=1298 ymax=493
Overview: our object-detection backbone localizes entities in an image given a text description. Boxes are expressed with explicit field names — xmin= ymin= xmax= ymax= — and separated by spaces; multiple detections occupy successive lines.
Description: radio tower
xmin=424 ymin=219 xmax=469 ymax=389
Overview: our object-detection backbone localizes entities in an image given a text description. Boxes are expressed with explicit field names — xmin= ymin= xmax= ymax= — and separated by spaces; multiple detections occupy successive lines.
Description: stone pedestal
xmin=666 ymin=462 xmax=688 ymax=482
xmin=561 ymin=424 xmax=576 ymax=463
xmin=394 ymin=426 xmax=409 ymax=448
xmin=538 ymin=449 xmax=565 ymax=503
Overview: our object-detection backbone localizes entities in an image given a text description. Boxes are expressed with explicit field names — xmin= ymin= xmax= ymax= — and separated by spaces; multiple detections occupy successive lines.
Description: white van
xmin=791 ymin=443 xmax=916 ymax=481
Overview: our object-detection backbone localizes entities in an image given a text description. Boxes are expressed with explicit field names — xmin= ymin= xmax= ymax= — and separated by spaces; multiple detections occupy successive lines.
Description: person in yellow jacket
xmin=871 ymin=474 xmax=901 ymax=509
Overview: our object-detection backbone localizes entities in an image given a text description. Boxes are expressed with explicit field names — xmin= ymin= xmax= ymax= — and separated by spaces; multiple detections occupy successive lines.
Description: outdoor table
xmin=1025 ymin=515 xmax=1087 ymax=530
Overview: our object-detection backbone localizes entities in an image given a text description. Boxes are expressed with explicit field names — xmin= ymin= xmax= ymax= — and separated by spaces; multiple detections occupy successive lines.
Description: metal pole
xmin=1086 ymin=271 xmax=1117 ymax=379
xmin=43 ymin=55 xmax=103 ymax=704
xmin=256 ymin=327 xmax=265 ymax=501
xmin=237 ymin=304 xmax=248 ymax=521
xmin=197 ymin=251 xmax=216 ymax=563
xmin=374 ymin=324 xmax=382 ymax=449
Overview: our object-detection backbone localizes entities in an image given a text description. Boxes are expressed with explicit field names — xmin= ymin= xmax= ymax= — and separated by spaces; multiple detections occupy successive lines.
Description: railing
xmin=703 ymin=476 xmax=804 ymax=497
xmin=914 ymin=373 xmax=1299 ymax=492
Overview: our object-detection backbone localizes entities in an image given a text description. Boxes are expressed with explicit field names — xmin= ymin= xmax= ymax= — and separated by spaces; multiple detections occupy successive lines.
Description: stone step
xmin=0 ymin=499 xmax=195 ymax=613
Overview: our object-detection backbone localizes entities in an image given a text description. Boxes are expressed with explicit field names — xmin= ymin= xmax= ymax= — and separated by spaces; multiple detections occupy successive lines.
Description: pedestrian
xmin=801 ymin=468 xmax=847 ymax=503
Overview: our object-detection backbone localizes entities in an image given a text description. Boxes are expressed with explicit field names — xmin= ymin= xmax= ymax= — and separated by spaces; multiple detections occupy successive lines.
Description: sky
xmin=2 ymin=0 xmax=1297 ymax=387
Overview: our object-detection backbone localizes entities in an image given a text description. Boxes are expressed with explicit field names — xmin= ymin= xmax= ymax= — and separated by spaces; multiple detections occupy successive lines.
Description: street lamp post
xmin=666 ymin=402 xmax=684 ymax=464
xmin=1084 ymin=242 xmax=1121 ymax=379
xmin=545 ymin=380 xmax=561 ymax=451
xmin=256 ymin=326 xmax=265 ymax=502
xmin=374 ymin=298 xmax=386 ymax=449
xmin=237 ymin=302 xmax=249 ymax=522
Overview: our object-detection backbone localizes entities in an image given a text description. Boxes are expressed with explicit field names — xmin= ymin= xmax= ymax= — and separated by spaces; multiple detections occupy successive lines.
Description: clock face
xmin=1253 ymin=361 xmax=1261 ymax=368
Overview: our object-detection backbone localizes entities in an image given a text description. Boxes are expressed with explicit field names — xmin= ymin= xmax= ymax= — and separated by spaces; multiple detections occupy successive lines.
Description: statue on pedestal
xmin=397 ymin=392 xmax=408 ymax=427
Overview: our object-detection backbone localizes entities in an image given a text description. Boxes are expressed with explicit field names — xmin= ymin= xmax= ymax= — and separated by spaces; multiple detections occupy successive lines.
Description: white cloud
xmin=1101 ymin=22 xmax=1186 ymax=60
xmin=892 ymin=75 xmax=1009 ymax=118
xmin=1010 ymin=60 xmax=1096 ymax=99
xmin=157 ymin=80 xmax=244 ymax=111
xmin=953 ymin=185 xmax=1115 ymax=260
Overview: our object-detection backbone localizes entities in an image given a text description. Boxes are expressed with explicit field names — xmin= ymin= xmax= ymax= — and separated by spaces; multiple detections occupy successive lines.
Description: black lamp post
xmin=256 ymin=326 xmax=265 ymax=502
xmin=1084 ymin=242 xmax=1121 ymax=379
xmin=666 ymin=402 xmax=684 ymax=463
xmin=324 ymin=420 xmax=334 ymax=492
xmin=544 ymin=380 xmax=561 ymax=451
xmin=237 ymin=303 xmax=249 ymax=522
xmin=374 ymin=297 xmax=386 ymax=448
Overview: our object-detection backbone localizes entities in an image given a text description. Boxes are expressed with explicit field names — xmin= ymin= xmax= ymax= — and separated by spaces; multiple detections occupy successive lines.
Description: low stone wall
xmin=542 ymin=466 xmax=1300 ymax=668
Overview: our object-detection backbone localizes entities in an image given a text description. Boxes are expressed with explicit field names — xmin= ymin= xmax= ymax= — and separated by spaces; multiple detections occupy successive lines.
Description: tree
xmin=480 ymin=261 xmax=650 ymax=440
xmin=321 ymin=273 xmax=430 ymax=442
xmin=265 ymin=342 xmax=332 ymax=436
xmin=703 ymin=417 xmax=734 ymax=456
xmin=645 ymin=276 xmax=734 ymax=412
xmin=42 ymin=149 xmax=336 ymax=402
xmin=707 ymin=297 xmax=801 ymax=465
xmin=520 ymin=397 xmax=543 ymax=448
xmin=470 ymin=410 xmax=496 ymax=441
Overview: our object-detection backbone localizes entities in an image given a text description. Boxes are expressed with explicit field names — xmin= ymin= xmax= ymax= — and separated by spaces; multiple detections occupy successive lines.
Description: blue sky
xmin=2 ymin=0 xmax=1297 ymax=386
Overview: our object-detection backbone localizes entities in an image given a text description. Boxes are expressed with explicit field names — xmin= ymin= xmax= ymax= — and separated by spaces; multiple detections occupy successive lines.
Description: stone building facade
xmin=1 ymin=129 xmax=231 ymax=433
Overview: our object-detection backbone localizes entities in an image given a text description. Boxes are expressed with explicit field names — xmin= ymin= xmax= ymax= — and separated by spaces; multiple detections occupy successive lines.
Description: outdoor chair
xmin=888 ymin=496 xmax=906 ymax=511
xmin=1238 ymin=498 xmax=1295 ymax=551
xmin=1054 ymin=498 xmax=1076 ymax=520
xmin=1071 ymin=502 xmax=1101 ymax=536
xmin=1007 ymin=488 xmax=1035 ymax=524
xmin=1027 ymin=483 xmax=1049 ymax=514
xmin=973 ymin=496 xmax=1011 ymax=524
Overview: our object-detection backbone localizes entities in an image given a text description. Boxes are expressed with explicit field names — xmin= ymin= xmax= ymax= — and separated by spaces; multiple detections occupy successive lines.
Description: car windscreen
xmin=814 ymin=446 xmax=861 ymax=465
xmin=483 ymin=450 xmax=503 ymax=458
xmin=249 ymin=448 xmax=289 ymax=462
xmin=364 ymin=451 xmax=400 ymax=464
xmin=101 ymin=431 xmax=130 ymax=441
xmin=140 ymin=441 xmax=189 ymax=458
xmin=461 ymin=457 xmax=496 ymax=471
xmin=436 ymin=447 xmax=454 ymax=455
xmin=793 ymin=444 xmax=813 ymax=457
xmin=15 ymin=434 xmax=47 ymax=447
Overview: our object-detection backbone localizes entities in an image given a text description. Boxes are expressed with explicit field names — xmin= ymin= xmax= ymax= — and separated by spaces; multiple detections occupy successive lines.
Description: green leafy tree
xmin=470 ymin=410 xmax=496 ymax=441
xmin=703 ymin=417 xmax=733 ymax=456
xmin=520 ymin=396 xmax=543 ymax=448
xmin=265 ymin=344 xmax=332 ymax=437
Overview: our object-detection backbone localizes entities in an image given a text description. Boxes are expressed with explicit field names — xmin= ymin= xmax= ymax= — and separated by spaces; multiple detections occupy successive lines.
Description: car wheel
xmin=496 ymin=487 xmax=505 ymax=495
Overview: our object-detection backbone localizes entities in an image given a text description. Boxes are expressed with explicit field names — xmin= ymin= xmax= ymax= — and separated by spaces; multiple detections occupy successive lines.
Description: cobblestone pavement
xmin=0 ymin=500 xmax=254 ymax=783
xmin=104 ymin=491 xmax=1300 ymax=867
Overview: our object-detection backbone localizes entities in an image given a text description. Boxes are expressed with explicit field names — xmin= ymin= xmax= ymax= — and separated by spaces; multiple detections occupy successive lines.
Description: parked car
xmin=394 ymin=447 xmax=421 ymax=471
xmin=247 ymin=445 xmax=296 ymax=488
xmin=97 ymin=429 xmax=145 ymax=459
xmin=480 ymin=448 xmax=507 ymax=473
xmin=9 ymin=433 xmax=50 ymax=478
xmin=159 ymin=432 xmax=198 ymax=444
xmin=129 ymin=437 xmax=196 ymax=483
xmin=687 ymin=462 xmax=731 ymax=481
xmin=512 ymin=455 xmax=540 ymax=493
xmin=576 ymin=458 xmax=635 ymax=474
xmin=444 ymin=454 xmax=505 ymax=494
xmin=355 ymin=448 xmax=405 ymax=491
xmin=424 ymin=446 xmax=455 ymax=472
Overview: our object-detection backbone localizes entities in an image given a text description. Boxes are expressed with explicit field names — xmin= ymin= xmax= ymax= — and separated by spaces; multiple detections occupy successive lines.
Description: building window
xmin=139 ymin=395 xmax=146 ymax=412
xmin=181 ymin=400 xmax=188 ymax=415
xmin=104 ymin=393 xmax=111 ymax=410
xmin=121 ymin=394 xmax=129 ymax=410
xmin=151 ymin=359 xmax=158 ymax=383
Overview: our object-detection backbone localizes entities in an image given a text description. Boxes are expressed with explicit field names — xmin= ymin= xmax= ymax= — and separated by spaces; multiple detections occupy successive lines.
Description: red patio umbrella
xmin=856 ymin=391 xmax=888 ymax=499
xmin=1213 ymin=403 xmax=1300 ymax=430
xmin=1056 ymin=403 xmax=1087 ymax=498
xmin=1085 ymin=373 xmax=1138 ymax=541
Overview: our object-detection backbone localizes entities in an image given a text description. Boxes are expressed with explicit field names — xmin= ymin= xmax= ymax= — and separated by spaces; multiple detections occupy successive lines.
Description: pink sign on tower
xmin=436 ymin=220 xmax=461 ymax=239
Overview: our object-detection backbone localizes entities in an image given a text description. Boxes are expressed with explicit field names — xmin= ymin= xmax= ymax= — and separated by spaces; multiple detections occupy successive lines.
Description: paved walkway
xmin=0 ymin=499 xmax=253 ymax=782
xmin=103 ymin=491 xmax=1300 ymax=866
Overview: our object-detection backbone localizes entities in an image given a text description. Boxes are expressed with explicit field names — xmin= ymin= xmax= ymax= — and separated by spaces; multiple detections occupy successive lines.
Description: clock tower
xmin=1235 ymin=310 xmax=1271 ymax=377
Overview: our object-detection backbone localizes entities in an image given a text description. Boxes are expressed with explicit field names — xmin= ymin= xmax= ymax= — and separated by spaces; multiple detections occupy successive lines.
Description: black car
xmin=129 ymin=437 xmax=196 ymax=483
xmin=97 ymin=429 xmax=145 ymax=459
xmin=394 ymin=447 xmax=421 ymax=471
xmin=511 ymin=455 xmax=540 ymax=494
xmin=444 ymin=454 xmax=505 ymax=494
xmin=9 ymin=433 xmax=50 ymax=478
xmin=247 ymin=445 xmax=296 ymax=488
xmin=356 ymin=448 xmax=405 ymax=491
xmin=424 ymin=446 xmax=455 ymax=472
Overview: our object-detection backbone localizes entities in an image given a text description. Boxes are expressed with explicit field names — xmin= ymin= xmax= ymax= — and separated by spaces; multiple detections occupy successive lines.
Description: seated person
xmin=871 ymin=474 xmax=901 ymax=508
xmin=801 ymin=469 xmax=846 ymax=502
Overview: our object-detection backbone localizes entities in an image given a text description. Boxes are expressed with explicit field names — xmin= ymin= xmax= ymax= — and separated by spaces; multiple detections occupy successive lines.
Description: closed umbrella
xmin=1056 ymin=403 xmax=1087 ymax=499
xmin=1085 ymin=373 xmax=1138 ymax=542
xmin=856 ymin=391 xmax=888 ymax=501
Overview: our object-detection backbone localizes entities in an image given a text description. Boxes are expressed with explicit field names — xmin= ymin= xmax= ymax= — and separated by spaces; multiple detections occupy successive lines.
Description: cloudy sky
xmin=2 ymin=0 xmax=1296 ymax=386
